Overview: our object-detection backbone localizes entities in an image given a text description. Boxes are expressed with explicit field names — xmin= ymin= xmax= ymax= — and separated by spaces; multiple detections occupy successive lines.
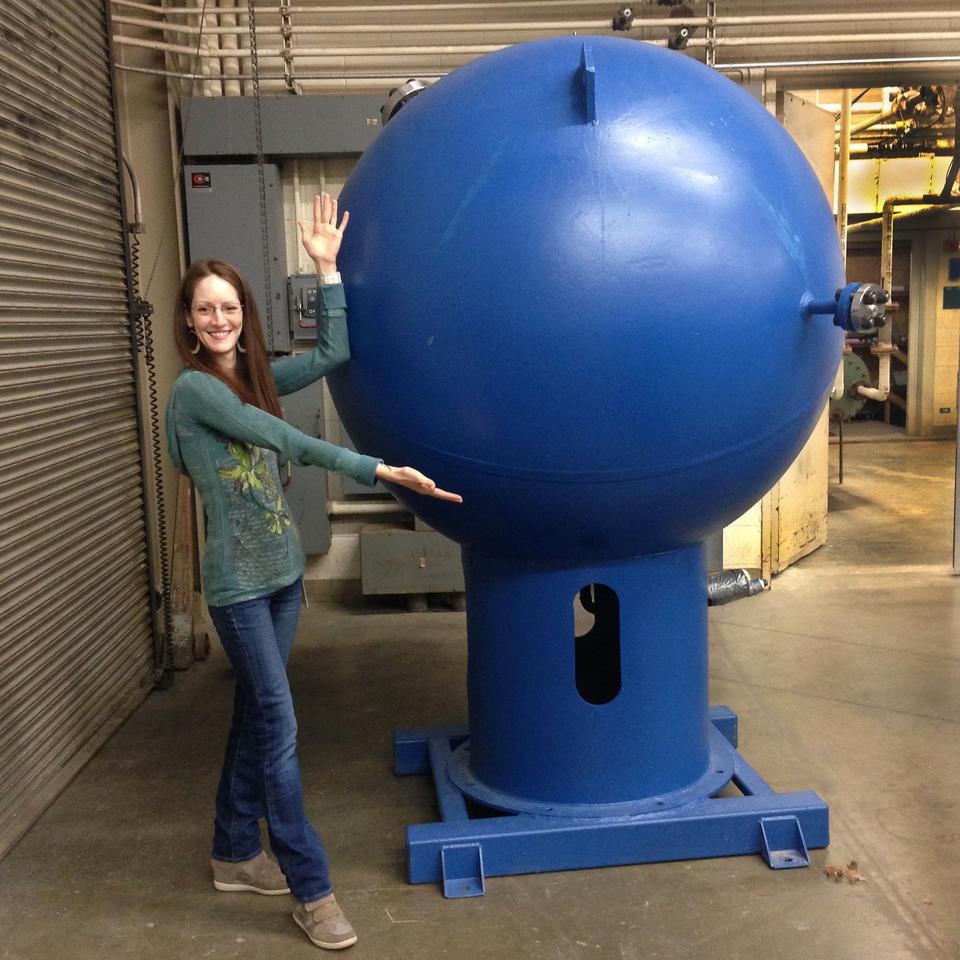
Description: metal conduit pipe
xmin=251 ymin=42 xmax=513 ymax=58
xmin=849 ymin=107 xmax=899 ymax=135
xmin=837 ymin=88 xmax=851 ymax=264
xmin=846 ymin=121 xmax=933 ymax=134
xmin=218 ymin=0 xmax=243 ymax=96
xmin=113 ymin=33 xmax=960 ymax=62
xmin=116 ymin=23 xmax=960 ymax=46
xmin=112 ymin=36 xmax=512 ymax=58
xmin=831 ymin=89 xmax=851 ymax=403
xmin=115 ymin=56 xmax=960 ymax=87
xmin=847 ymin=205 xmax=942 ymax=234
xmin=111 ymin=15 xmax=613 ymax=34
xmin=687 ymin=11 xmax=957 ymax=26
xmin=110 ymin=4 xmax=959 ymax=28
xmin=686 ymin=32 xmax=960 ymax=48
xmin=821 ymin=101 xmax=891 ymax=112
xmin=112 ymin=0 xmax=643 ymax=12
xmin=115 ymin=63 xmax=451 ymax=86
xmin=717 ymin=57 xmax=960 ymax=80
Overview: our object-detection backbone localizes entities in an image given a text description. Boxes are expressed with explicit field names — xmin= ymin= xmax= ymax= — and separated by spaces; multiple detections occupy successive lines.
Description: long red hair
xmin=174 ymin=259 xmax=282 ymax=419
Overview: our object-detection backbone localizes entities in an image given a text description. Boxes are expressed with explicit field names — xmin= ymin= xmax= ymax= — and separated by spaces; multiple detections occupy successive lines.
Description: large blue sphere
xmin=331 ymin=36 xmax=844 ymax=560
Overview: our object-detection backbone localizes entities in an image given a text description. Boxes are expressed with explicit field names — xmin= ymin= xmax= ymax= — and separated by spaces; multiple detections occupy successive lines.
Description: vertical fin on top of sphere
xmin=579 ymin=43 xmax=598 ymax=125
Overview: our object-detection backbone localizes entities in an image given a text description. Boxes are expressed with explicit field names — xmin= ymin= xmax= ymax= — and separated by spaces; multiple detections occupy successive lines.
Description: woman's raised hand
xmin=297 ymin=192 xmax=349 ymax=274
xmin=375 ymin=464 xmax=463 ymax=503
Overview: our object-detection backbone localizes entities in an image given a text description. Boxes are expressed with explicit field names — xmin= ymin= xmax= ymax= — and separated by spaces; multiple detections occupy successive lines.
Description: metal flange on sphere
xmin=330 ymin=36 xmax=838 ymax=895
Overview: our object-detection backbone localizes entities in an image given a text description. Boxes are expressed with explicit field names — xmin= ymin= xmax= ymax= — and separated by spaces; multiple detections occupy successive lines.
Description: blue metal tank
xmin=330 ymin=36 xmax=840 ymax=894
xmin=333 ymin=36 xmax=844 ymax=558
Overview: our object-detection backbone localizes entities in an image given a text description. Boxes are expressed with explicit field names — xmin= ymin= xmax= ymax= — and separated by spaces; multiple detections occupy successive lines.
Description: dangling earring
xmin=236 ymin=337 xmax=247 ymax=354
xmin=189 ymin=330 xmax=201 ymax=354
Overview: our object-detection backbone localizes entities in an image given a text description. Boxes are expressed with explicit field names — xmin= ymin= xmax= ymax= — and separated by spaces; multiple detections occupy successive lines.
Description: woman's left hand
xmin=298 ymin=192 xmax=349 ymax=274
xmin=375 ymin=464 xmax=463 ymax=503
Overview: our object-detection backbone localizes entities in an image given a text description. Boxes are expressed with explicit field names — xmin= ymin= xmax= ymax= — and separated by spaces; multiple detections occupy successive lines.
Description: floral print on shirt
xmin=217 ymin=442 xmax=291 ymax=535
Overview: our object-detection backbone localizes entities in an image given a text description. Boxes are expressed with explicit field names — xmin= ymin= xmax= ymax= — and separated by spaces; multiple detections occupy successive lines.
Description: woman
xmin=165 ymin=193 xmax=460 ymax=951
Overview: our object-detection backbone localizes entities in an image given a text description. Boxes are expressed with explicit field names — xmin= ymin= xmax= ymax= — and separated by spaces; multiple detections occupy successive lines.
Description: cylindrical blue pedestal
xmin=450 ymin=545 xmax=721 ymax=815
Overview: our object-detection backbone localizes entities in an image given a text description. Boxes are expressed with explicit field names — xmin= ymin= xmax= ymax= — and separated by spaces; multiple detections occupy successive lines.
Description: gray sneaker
xmin=292 ymin=894 xmax=358 ymax=950
xmin=211 ymin=850 xmax=290 ymax=895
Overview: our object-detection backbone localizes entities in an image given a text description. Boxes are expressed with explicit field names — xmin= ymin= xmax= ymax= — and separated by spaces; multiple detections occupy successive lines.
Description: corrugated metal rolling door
xmin=0 ymin=0 xmax=155 ymax=857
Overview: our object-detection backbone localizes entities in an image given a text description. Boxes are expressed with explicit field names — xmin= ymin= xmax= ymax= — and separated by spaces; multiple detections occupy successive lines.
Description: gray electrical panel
xmin=280 ymin=382 xmax=331 ymax=554
xmin=179 ymin=95 xmax=384 ymax=157
xmin=183 ymin=163 xmax=290 ymax=352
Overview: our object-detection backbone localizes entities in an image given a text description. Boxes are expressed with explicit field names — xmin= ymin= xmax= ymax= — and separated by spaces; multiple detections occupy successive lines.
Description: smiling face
xmin=188 ymin=274 xmax=244 ymax=370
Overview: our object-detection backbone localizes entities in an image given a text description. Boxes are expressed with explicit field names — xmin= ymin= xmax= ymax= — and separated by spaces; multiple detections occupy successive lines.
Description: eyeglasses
xmin=192 ymin=302 xmax=242 ymax=319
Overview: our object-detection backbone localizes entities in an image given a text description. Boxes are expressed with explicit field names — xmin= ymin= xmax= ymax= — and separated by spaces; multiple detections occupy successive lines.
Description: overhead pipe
xmin=717 ymin=56 xmax=960 ymax=82
xmin=111 ymin=15 xmax=612 ymax=34
xmin=821 ymin=101 xmax=889 ymax=113
xmin=109 ymin=4 xmax=959 ymax=27
xmin=112 ymin=0 xmax=647 ymax=12
xmin=218 ymin=0 xmax=242 ymax=96
xmin=110 ymin=9 xmax=960 ymax=40
xmin=685 ymin=11 xmax=954 ymax=27
xmin=687 ymin=32 xmax=960 ymax=48
xmin=847 ymin=205 xmax=942 ymax=234
xmin=113 ymin=10 xmax=960 ymax=89
xmin=115 ymin=20 xmax=960 ymax=44
xmin=115 ymin=55 xmax=960 ymax=89
xmin=113 ymin=29 xmax=960 ymax=61
xmin=112 ymin=35 xmax=511 ymax=58
xmin=115 ymin=62 xmax=449 ymax=88
xmin=849 ymin=107 xmax=899 ymax=135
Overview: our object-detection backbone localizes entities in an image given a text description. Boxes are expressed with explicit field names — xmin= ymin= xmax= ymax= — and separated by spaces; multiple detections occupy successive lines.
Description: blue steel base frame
xmin=393 ymin=707 xmax=829 ymax=898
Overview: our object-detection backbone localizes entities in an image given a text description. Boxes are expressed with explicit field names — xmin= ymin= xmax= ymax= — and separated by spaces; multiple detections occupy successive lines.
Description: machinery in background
xmin=849 ymin=85 xmax=955 ymax=159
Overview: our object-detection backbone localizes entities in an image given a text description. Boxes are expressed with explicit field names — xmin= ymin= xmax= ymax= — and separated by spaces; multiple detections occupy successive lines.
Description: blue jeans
xmin=207 ymin=577 xmax=332 ymax=903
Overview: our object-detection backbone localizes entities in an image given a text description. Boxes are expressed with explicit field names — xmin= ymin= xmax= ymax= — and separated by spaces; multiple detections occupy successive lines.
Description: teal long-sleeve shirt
xmin=165 ymin=282 xmax=380 ymax=607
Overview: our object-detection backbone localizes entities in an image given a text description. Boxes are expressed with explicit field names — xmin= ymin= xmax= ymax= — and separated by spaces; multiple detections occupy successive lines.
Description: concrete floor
xmin=1 ymin=438 xmax=959 ymax=960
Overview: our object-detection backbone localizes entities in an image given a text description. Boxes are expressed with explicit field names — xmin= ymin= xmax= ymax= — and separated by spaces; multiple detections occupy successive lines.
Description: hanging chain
xmin=705 ymin=1 xmax=717 ymax=69
xmin=279 ymin=0 xmax=300 ymax=95
xmin=247 ymin=0 xmax=276 ymax=355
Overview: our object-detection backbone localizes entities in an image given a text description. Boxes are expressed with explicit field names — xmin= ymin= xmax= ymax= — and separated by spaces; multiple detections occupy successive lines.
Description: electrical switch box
xmin=289 ymin=274 xmax=320 ymax=341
